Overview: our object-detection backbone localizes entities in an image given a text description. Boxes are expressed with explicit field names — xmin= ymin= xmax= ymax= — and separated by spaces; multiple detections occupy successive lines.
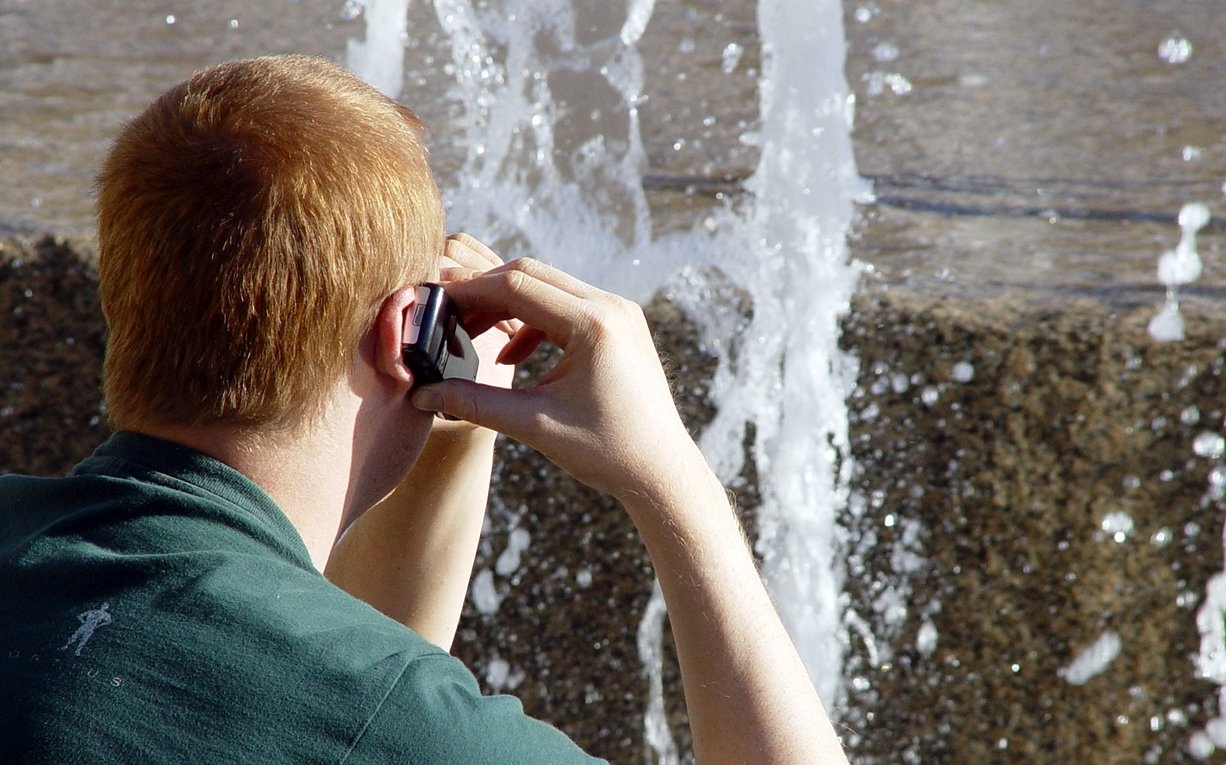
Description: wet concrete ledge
xmin=3 ymin=234 xmax=1225 ymax=764
xmin=840 ymin=284 xmax=1226 ymax=764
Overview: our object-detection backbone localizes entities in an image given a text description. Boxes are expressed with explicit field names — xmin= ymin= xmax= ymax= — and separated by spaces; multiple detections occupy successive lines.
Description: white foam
xmin=348 ymin=0 xmax=865 ymax=750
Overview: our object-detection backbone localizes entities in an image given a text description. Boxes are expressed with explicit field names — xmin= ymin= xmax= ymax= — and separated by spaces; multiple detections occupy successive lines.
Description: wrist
xmin=613 ymin=439 xmax=727 ymax=519
xmin=426 ymin=419 xmax=498 ymax=448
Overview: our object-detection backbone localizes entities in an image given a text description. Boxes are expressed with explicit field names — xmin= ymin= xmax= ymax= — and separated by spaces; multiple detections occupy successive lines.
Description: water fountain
xmin=4 ymin=0 xmax=1226 ymax=762
xmin=345 ymin=0 xmax=865 ymax=758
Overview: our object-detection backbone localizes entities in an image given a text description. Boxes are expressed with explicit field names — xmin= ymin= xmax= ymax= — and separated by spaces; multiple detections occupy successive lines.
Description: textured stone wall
xmin=4 ymin=235 xmax=1225 ymax=763
xmin=839 ymin=291 xmax=1226 ymax=765
xmin=0 ymin=236 xmax=109 ymax=475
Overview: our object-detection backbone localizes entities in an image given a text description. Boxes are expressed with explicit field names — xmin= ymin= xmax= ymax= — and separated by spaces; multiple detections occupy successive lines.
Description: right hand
xmin=410 ymin=256 xmax=699 ymax=501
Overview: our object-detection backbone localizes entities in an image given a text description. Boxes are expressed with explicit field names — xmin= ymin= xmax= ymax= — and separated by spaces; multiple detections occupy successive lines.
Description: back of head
xmin=97 ymin=54 xmax=443 ymax=432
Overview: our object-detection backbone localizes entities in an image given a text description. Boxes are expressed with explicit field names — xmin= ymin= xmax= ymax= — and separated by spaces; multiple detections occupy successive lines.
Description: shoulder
xmin=341 ymin=651 xmax=606 ymax=764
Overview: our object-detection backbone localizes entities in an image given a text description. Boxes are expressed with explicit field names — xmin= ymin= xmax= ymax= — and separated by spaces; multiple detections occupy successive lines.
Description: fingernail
xmin=411 ymin=387 xmax=443 ymax=413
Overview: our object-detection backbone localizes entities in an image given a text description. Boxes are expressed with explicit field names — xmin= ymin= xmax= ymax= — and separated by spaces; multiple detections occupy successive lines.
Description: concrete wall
xmin=4 ymin=235 xmax=1224 ymax=763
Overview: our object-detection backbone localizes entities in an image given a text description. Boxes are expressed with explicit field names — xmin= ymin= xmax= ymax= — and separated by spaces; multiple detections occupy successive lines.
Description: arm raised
xmin=412 ymin=256 xmax=849 ymax=764
xmin=325 ymin=235 xmax=514 ymax=650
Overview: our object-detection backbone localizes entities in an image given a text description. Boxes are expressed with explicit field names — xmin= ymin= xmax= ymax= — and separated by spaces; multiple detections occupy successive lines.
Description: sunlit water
xmin=6 ymin=0 xmax=1226 ymax=759
xmin=345 ymin=0 xmax=864 ymax=755
xmin=1148 ymin=202 xmax=1211 ymax=343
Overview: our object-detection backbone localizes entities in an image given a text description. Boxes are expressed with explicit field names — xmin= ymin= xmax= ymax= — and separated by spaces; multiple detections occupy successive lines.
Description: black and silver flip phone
xmin=402 ymin=283 xmax=479 ymax=386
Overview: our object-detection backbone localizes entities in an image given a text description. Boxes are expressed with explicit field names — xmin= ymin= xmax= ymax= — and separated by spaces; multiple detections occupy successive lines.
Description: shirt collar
xmin=75 ymin=430 xmax=315 ymax=570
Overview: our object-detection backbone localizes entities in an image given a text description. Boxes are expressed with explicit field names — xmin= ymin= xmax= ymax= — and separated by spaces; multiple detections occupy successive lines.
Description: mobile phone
xmin=402 ymin=283 xmax=479 ymax=386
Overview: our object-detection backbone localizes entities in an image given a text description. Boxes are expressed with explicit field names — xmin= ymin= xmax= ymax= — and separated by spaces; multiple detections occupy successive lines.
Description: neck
xmin=129 ymin=413 xmax=358 ymax=572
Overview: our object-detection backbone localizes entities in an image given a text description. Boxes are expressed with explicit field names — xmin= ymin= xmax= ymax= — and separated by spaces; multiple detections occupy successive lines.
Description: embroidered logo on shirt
xmin=58 ymin=602 xmax=114 ymax=657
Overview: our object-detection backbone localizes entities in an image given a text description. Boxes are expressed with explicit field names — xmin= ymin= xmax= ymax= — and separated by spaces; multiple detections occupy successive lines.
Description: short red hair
xmin=97 ymin=55 xmax=443 ymax=431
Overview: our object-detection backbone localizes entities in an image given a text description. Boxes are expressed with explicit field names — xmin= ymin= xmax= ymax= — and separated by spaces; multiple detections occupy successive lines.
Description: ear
xmin=372 ymin=286 xmax=420 ymax=386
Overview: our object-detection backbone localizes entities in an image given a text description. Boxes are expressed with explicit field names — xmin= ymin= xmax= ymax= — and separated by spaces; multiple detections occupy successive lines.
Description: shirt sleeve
xmin=341 ymin=651 xmax=608 ymax=765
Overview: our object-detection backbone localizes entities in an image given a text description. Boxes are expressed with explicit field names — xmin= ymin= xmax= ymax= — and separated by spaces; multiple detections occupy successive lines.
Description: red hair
xmin=97 ymin=55 xmax=444 ymax=430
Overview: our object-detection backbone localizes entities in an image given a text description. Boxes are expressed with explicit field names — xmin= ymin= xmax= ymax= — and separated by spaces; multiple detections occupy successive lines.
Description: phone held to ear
xmin=402 ymin=283 xmax=479 ymax=386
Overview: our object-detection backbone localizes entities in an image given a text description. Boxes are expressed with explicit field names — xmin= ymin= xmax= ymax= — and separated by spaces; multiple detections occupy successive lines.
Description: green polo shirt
xmin=0 ymin=431 xmax=603 ymax=763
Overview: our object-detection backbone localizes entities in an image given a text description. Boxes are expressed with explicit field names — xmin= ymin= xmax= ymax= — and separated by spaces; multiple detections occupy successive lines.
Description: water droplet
xmin=1158 ymin=247 xmax=1201 ymax=286
xmin=1158 ymin=34 xmax=1193 ymax=64
xmin=1180 ymin=202 xmax=1211 ymax=231
xmin=863 ymin=71 xmax=912 ymax=96
xmin=1148 ymin=300 xmax=1185 ymax=342
xmin=871 ymin=42 xmax=899 ymax=63
xmin=1211 ymin=465 xmax=1226 ymax=487
xmin=916 ymin=620 xmax=938 ymax=655
xmin=721 ymin=43 xmax=744 ymax=74
xmin=1188 ymin=730 xmax=1214 ymax=759
xmin=1101 ymin=511 xmax=1134 ymax=542
xmin=339 ymin=0 xmax=364 ymax=22
xmin=470 ymin=569 xmax=501 ymax=615
xmin=1193 ymin=431 xmax=1225 ymax=459
xmin=951 ymin=361 xmax=974 ymax=383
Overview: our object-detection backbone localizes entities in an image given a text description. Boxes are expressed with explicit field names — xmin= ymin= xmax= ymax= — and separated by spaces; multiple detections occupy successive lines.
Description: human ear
xmin=372 ymin=286 xmax=420 ymax=386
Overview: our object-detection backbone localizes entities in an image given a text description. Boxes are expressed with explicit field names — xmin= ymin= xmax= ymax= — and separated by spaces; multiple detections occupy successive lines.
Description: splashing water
xmin=1147 ymin=202 xmax=1210 ymax=343
xmin=348 ymin=0 xmax=865 ymax=758
xmin=695 ymin=0 xmax=867 ymax=705
xmin=345 ymin=0 xmax=411 ymax=98
xmin=1059 ymin=630 xmax=1122 ymax=686
xmin=422 ymin=0 xmax=661 ymax=301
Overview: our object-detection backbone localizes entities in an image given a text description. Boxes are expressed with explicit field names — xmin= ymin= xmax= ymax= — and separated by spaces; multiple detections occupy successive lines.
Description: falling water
xmin=1148 ymin=202 xmax=1211 ymax=343
xmin=346 ymin=0 xmax=865 ymax=757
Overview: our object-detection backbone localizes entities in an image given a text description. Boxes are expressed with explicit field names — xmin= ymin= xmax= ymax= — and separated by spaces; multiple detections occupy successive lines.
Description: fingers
xmin=439 ymin=234 xmax=521 ymax=339
xmin=496 ymin=326 xmax=547 ymax=366
xmin=438 ymin=234 xmax=502 ymax=287
xmin=412 ymin=254 xmax=691 ymax=500
xmin=434 ymin=236 xmax=633 ymax=368
xmin=445 ymin=233 xmax=502 ymax=272
xmin=442 ymin=258 xmax=628 ymax=352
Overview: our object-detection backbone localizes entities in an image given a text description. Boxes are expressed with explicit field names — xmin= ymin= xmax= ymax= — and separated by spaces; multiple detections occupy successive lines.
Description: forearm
xmin=325 ymin=427 xmax=496 ymax=650
xmin=408 ymin=256 xmax=846 ymax=761
xmin=620 ymin=443 xmax=849 ymax=765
